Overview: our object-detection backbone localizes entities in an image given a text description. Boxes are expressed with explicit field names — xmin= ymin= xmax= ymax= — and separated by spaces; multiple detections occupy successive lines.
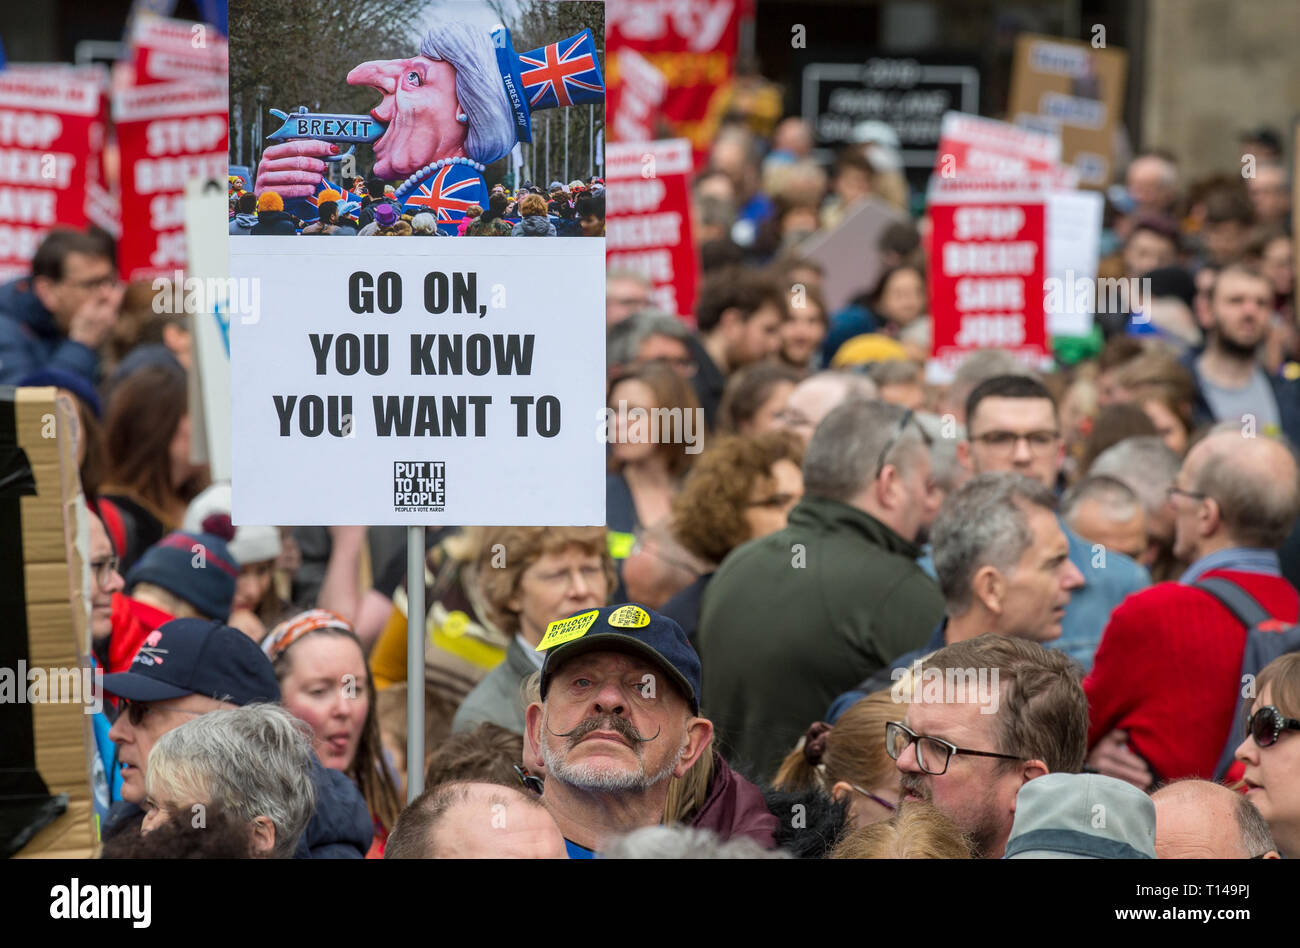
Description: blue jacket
xmin=294 ymin=756 xmax=373 ymax=858
xmin=0 ymin=276 xmax=99 ymax=385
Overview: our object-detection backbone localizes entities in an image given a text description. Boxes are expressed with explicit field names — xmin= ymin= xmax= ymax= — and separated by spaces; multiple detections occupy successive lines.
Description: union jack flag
xmin=518 ymin=29 xmax=604 ymax=110
xmin=401 ymin=163 xmax=487 ymax=229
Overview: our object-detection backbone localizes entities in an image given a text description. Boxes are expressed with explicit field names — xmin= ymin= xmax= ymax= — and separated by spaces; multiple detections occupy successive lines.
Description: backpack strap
xmin=1193 ymin=576 xmax=1274 ymax=630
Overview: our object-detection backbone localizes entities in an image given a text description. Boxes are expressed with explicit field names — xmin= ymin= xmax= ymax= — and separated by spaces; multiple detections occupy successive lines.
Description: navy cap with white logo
xmin=537 ymin=603 xmax=701 ymax=714
xmin=101 ymin=618 xmax=281 ymax=707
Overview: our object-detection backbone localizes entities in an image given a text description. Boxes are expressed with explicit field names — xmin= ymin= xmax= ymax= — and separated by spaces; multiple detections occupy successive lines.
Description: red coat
xmin=690 ymin=752 xmax=780 ymax=849
xmin=1084 ymin=569 xmax=1299 ymax=783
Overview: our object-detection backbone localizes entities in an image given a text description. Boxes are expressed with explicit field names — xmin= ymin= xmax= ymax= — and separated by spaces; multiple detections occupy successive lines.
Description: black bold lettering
xmin=348 ymin=272 xmax=373 ymax=314
xmin=377 ymin=272 xmax=401 ymax=313
xmin=536 ymin=395 xmax=561 ymax=437
xmin=299 ymin=395 xmax=324 ymax=437
xmin=453 ymin=271 xmax=476 ymax=313
xmin=309 ymin=334 xmax=332 ymax=375
xmin=410 ymin=335 xmax=436 ymax=375
xmin=510 ymin=395 xmax=533 ymax=435
xmin=438 ymin=334 xmax=462 ymax=375
xmin=424 ymin=272 xmax=449 ymax=314
xmin=336 ymin=334 xmax=359 ymax=375
xmin=373 ymin=395 xmax=413 ymax=436
xmin=273 ymin=395 xmax=297 ymax=436
xmin=364 ymin=334 xmax=388 ymax=375
xmin=493 ymin=334 xmax=535 ymax=375
xmin=468 ymin=395 xmax=491 ymax=436
xmin=466 ymin=334 xmax=491 ymax=375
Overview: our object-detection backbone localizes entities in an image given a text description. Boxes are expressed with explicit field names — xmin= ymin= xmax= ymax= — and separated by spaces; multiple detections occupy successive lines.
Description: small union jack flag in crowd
xmin=518 ymin=29 xmax=604 ymax=110
xmin=401 ymin=163 xmax=487 ymax=229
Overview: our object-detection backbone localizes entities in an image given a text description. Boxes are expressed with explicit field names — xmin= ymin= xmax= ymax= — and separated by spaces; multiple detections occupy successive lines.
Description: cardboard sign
xmin=793 ymin=194 xmax=906 ymax=315
xmin=928 ymin=190 xmax=1049 ymax=376
xmin=229 ymin=239 xmax=606 ymax=526
xmin=6 ymin=388 xmax=98 ymax=858
xmin=607 ymin=0 xmax=749 ymax=164
xmin=1008 ymin=34 xmax=1127 ymax=189
xmin=606 ymin=138 xmax=697 ymax=320
xmin=0 ymin=70 xmax=102 ymax=279
xmin=113 ymin=81 xmax=228 ymax=281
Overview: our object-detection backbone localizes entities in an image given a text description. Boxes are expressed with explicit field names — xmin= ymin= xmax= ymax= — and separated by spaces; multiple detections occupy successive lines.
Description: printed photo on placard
xmin=228 ymin=0 xmax=605 ymax=237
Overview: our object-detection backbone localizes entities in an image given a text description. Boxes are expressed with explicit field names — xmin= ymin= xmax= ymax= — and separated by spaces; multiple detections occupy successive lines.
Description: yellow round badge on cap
xmin=607 ymin=605 xmax=651 ymax=629
xmin=535 ymin=609 xmax=600 ymax=651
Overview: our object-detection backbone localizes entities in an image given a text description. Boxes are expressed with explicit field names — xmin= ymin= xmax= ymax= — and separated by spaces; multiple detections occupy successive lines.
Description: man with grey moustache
xmin=522 ymin=604 xmax=714 ymax=857
xmin=887 ymin=634 xmax=1088 ymax=858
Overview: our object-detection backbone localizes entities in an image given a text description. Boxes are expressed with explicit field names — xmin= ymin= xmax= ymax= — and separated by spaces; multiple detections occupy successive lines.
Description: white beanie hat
xmin=183 ymin=483 xmax=282 ymax=565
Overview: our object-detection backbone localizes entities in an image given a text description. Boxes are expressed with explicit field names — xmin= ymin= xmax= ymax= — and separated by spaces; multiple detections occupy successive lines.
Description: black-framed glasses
xmin=89 ymin=554 xmax=120 ymax=585
xmin=848 ymin=784 xmax=897 ymax=812
xmin=1246 ymin=705 xmax=1300 ymax=747
xmin=885 ymin=721 xmax=1023 ymax=776
xmin=969 ymin=430 xmax=1061 ymax=454
xmin=875 ymin=409 xmax=931 ymax=480
xmin=1166 ymin=485 xmax=1209 ymax=503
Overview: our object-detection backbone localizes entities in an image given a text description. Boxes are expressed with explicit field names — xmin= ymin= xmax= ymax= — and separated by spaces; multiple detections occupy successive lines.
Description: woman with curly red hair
xmin=661 ymin=431 xmax=804 ymax=642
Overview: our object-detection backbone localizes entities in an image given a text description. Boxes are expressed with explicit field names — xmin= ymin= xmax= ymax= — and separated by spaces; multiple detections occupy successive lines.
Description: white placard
xmin=1045 ymin=189 xmax=1104 ymax=337
xmin=229 ymin=238 xmax=606 ymax=526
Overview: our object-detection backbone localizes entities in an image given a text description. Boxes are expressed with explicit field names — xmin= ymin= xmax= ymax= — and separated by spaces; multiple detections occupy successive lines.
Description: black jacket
xmin=250 ymin=210 xmax=299 ymax=235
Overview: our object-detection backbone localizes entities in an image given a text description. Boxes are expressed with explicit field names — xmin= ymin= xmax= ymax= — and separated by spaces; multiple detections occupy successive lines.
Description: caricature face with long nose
xmin=347 ymin=55 xmax=469 ymax=178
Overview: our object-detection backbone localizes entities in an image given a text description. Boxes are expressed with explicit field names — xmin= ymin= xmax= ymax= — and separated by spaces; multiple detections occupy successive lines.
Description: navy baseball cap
xmin=101 ymin=618 xmax=281 ymax=706
xmin=538 ymin=604 xmax=701 ymax=714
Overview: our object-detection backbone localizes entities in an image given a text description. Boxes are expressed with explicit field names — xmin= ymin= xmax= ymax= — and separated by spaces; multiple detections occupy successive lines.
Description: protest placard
xmin=229 ymin=239 xmax=605 ymax=525
xmin=606 ymin=138 xmax=697 ymax=320
xmin=928 ymin=182 xmax=1049 ymax=377
xmin=128 ymin=14 xmax=229 ymax=86
xmin=113 ymin=81 xmax=228 ymax=281
xmin=607 ymin=0 xmax=749 ymax=164
xmin=1008 ymin=33 xmax=1127 ymax=189
xmin=0 ymin=70 xmax=102 ymax=279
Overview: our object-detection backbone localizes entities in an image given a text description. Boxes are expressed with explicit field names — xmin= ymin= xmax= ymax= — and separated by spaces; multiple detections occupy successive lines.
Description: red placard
xmin=0 ymin=70 xmax=101 ymax=279
xmin=129 ymin=15 xmax=229 ymax=86
xmin=928 ymin=198 xmax=1048 ymax=374
xmin=607 ymin=0 xmax=748 ymax=164
xmin=606 ymin=138 xmax=698 ymax=322
xmin=933 ymin=111 xmax=1064 ymax=180
xmin=113 ymin=81 xmax=227 ymax=281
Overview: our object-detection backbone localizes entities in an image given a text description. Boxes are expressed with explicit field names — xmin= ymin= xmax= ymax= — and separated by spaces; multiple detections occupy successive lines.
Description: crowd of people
xmin=2 ymin=92 xmax=1298 ymax=859
xmin=226 ymin=174 xmax=606 ymax=237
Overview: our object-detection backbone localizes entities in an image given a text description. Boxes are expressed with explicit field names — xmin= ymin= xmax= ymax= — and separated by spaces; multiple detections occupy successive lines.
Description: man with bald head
xmin=1124 ymin=153 xmax=1179 ymax=220
xmin=776 ymin=370 xmax=877 ymax=445
xmin=1086 ymin=428 xmax=1300 ymax=788
xmin=385 ymin=781 xmax=567 ymax=859
xmin=1152 ymin=780 xmax=1279 ymax=859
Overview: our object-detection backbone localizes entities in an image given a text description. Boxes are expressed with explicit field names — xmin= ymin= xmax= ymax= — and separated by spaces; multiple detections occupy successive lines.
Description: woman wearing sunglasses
xmin=1234 ymin=652 xmax=1300 ymax=858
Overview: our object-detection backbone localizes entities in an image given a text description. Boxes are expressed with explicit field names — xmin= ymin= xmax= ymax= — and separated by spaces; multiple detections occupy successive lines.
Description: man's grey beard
xmin=541 ymin=716 xmax=686 ymax=793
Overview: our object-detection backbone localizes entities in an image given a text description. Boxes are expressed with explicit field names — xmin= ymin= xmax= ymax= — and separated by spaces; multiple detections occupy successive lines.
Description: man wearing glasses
xmin=1086 ymin=426 xmax=1300 ymax=789
xmin=0 ymin=227 xmax=123 ymax=385
xmin=699 ymin=399 xmax=944 ymax=782
xmin=888 ymin=634 xmax=1088 ymax=859
xmin=956 ymin=374 xmax=1149 ymax=673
